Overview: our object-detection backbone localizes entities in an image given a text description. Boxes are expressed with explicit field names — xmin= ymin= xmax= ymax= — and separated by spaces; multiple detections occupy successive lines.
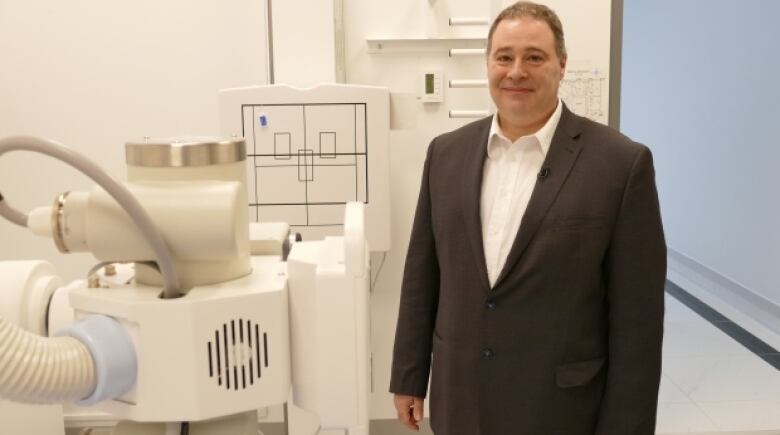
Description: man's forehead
xmin=492 ymin=18 xmax=556 ymax=48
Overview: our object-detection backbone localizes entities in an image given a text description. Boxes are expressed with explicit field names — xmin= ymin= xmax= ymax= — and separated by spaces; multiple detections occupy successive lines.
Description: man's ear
xmin=559 ymin=57 xmax=567 ymax=77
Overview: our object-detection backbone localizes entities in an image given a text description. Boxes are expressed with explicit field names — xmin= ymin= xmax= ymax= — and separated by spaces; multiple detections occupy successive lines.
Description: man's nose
xmin=507 ymin=60 xmax=528 ymax=80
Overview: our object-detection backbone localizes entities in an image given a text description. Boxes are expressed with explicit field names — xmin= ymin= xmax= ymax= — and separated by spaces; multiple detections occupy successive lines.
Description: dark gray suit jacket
xmin=390 ymin=105 xmax=666 ymax=435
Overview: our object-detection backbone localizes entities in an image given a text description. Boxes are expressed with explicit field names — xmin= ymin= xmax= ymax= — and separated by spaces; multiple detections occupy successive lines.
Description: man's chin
xmin=498 ymin=100 xmax=534 ymax=114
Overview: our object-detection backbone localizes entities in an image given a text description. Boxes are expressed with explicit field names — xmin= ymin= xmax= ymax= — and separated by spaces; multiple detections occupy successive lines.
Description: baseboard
xmin=667 ymin=248 xmax=780 ymax=350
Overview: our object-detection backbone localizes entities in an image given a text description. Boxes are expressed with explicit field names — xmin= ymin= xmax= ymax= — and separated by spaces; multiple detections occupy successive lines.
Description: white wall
xmin=0 ymin=0 xmax=269 ymax=279
xmin=0 ymin=0 xmax=270 ymax=428
xmin=621 ymin=0 xmax=780 ymax=330
xmin=271 ymin=1 xmax=336 ymax=86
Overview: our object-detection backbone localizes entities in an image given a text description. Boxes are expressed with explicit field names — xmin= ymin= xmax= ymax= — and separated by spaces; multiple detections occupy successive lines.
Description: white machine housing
xmin=287 ymin=203 xmax=371 ymax=435
xmin=65 ymin=256 xmax=291 ymax=422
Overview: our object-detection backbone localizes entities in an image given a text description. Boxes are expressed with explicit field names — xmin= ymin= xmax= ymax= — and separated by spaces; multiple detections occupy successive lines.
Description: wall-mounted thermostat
xmin=419 ymin=71 xmax=443 ymax=103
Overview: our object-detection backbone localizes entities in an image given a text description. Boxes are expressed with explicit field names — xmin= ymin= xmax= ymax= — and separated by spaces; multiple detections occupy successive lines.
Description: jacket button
xmin=481 ymin=349 xmax=494 ymax=359
xmin=485 ymin=301 xmax=497 ymax=310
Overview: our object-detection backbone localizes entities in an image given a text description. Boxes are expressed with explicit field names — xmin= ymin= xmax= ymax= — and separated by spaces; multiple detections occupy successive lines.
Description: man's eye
xmin=526 ymin=55 xmax=544 ymax=63
xmin=496 ymin=55 xmax=512 ymax=63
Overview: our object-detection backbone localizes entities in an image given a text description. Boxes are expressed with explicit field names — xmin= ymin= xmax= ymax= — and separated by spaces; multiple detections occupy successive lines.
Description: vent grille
xmin=207 ymin=319 xmax=269 ymax=390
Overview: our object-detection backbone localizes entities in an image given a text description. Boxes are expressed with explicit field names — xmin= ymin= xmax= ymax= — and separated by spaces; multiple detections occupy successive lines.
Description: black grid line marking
xmin=253 ymin=152 xmax=366 ymax=157
xmin=303 ymin=105 xmax=309 ymax=224
xmin=274 ymin=132 xmax=292 ymax=160
xmin=241 ymin=102 xmax=370 ymax=227
xmin=250 ymin=201 xmax=351 ymax=206
xmin=257 ymin=163 xmax=364 ymax=168
xmin=243 ymin=106 xmax=260 ymax=222
xmin=354 ymin=105 xmax=359 ymax=200
xmin=319 ymin=131 xmax=337 ymax=158
xmin=297 ymin=149 xmax=314 ymax=182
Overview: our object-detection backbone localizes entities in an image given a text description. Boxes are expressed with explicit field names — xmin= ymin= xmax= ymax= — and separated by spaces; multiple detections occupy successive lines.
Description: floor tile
xmin=662 ymin=356 xmax=780 ymax=402
xmin=698 ymin=400 xmax=780 ymax=431
xmin=655 ymin=402 xmax=718 ymax=433
xmin=658 ymin=375 xmax=691 ymax=403
xmin=663 ymin=319 xmax=752 ymax=358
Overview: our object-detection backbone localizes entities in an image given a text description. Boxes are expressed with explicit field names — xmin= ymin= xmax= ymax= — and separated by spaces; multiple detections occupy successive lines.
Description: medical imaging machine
xmin=0 ymin=131 xmax=372 ymax=434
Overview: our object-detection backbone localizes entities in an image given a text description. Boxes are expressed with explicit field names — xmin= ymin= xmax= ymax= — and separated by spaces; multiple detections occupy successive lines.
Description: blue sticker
xmin=259 ymin=114 xmax=268 ymax=127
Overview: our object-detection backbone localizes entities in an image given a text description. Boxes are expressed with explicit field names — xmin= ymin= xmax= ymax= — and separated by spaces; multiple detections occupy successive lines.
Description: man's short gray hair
xmin=486 ymin=1 xmax=567 ymax=61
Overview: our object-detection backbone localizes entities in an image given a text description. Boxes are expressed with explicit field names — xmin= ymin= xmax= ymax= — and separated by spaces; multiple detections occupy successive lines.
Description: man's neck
xmin=497 ymin=102 xmax=558 ymax=142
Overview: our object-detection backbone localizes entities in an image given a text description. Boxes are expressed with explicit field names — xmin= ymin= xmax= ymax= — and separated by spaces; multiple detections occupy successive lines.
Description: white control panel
xmin=419 ymin=71 xmax=443 ymax=103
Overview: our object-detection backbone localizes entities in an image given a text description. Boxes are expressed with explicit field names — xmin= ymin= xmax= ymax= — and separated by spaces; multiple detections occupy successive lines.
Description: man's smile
xmin=501 ymin=86 xmax=534 ymax=94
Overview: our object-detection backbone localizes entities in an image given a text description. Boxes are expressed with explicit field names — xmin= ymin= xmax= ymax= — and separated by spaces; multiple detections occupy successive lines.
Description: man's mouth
xmin=502 ymin=86 xmax=533 ymax=93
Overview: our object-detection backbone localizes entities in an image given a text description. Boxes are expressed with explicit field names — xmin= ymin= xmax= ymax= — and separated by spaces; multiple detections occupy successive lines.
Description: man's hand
xmin=394 ymin=394 xmax=424 ymax=431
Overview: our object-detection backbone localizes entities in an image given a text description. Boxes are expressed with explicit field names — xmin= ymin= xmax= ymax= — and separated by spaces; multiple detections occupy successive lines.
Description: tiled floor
xmin=658 ymin=286 xmax=780 ymax=434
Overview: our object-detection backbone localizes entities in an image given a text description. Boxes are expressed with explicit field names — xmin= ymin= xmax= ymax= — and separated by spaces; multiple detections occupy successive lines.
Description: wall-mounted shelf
xmin=449 ymin=17 xmax=489 ymax=26
xmin=449 ymin=79 xmax=487 ymax=88
xmin=449 ymin=110 xmax=490 ymax=118
xmin=449 ymin=48 xmax=486 ymax=56
xmin=367 ymin=37 xmax=486 ymax=54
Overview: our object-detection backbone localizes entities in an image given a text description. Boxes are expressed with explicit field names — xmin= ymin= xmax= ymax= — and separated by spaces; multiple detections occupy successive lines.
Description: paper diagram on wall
xmin=244 ymin=103 xmax=368 ymax=227
xmin=560 ymin=68 xmax=608 ymax=124
xmin=219 ymin=84 xmax=391 ymax=251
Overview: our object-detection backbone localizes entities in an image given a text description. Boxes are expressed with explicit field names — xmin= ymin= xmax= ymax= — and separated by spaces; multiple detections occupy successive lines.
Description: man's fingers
xmin=397 ymin=405 xmax=418 ymax=431
xmin=394 ymin=395 xmax=422 ymax=431
xmin=412 ymin=397 xmax=424 ymax=422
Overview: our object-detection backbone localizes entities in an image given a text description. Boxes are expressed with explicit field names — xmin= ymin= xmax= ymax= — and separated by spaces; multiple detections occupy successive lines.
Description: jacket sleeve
xmin=595 ymin=146 xmax=667 ymax=434
xmin=389 ymin=140 xmax=441 ymax=398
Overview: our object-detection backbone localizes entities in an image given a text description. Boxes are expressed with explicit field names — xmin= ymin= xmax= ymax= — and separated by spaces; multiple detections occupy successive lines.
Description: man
xmin=390 ymin=2 xmax=666 ymax=434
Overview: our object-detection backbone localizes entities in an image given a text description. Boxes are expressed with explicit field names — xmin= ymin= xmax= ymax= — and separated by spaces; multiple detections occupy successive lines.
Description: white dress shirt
xmin=481 ymin=100 xmax=563 ymax=287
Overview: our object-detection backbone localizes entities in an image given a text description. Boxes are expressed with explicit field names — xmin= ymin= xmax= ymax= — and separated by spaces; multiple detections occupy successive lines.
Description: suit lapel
xmin=461 ymin=117 xmax=492 ymax=292
xmin=493 ymin=105 xmax=584 ymax=289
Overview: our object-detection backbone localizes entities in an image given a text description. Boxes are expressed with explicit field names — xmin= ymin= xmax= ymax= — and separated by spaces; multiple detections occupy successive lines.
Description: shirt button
xmin=486 ymin=301 xmax=497 ymax=310
xmin=481 ymin=349 xmax=494 ymax=359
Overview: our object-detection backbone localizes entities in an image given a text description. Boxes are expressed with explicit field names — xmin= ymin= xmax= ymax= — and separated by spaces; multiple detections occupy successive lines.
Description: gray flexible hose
xmin=0 ymin=136 xmax=182 ymax=299
xmin=0 ymin=192 xmax=27 ymax=226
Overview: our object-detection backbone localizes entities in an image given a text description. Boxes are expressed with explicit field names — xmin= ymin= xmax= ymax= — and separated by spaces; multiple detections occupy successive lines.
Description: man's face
xmin=487 ymin=16 xmax=566 ymax=128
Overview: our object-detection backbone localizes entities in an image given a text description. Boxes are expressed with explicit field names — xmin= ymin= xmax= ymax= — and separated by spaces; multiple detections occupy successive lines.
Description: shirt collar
xmin=487 ymin=99 xmax=563 ymax=158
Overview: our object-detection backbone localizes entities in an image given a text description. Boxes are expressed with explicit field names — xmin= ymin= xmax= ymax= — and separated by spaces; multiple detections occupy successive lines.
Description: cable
xmin=370 ymin=252 xmax=387 ymax=291
xmin=0 ymin=136 xmax=182 ymax=298
xmin=0 ymin=192 xmax=27 ymax=227
xmin=86 ymin=261 xmax=116 ymax=281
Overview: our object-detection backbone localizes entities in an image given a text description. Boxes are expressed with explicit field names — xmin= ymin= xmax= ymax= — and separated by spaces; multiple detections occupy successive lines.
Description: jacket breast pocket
xmin=555 ymin=356 xmax=606 ymax=388
xmin=553 ymin=215 xmax=609 ymax=232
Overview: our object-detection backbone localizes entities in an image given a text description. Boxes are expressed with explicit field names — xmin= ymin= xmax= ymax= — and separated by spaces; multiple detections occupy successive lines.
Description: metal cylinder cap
xmin=125 ymin=137 xmax=246 ymax=167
